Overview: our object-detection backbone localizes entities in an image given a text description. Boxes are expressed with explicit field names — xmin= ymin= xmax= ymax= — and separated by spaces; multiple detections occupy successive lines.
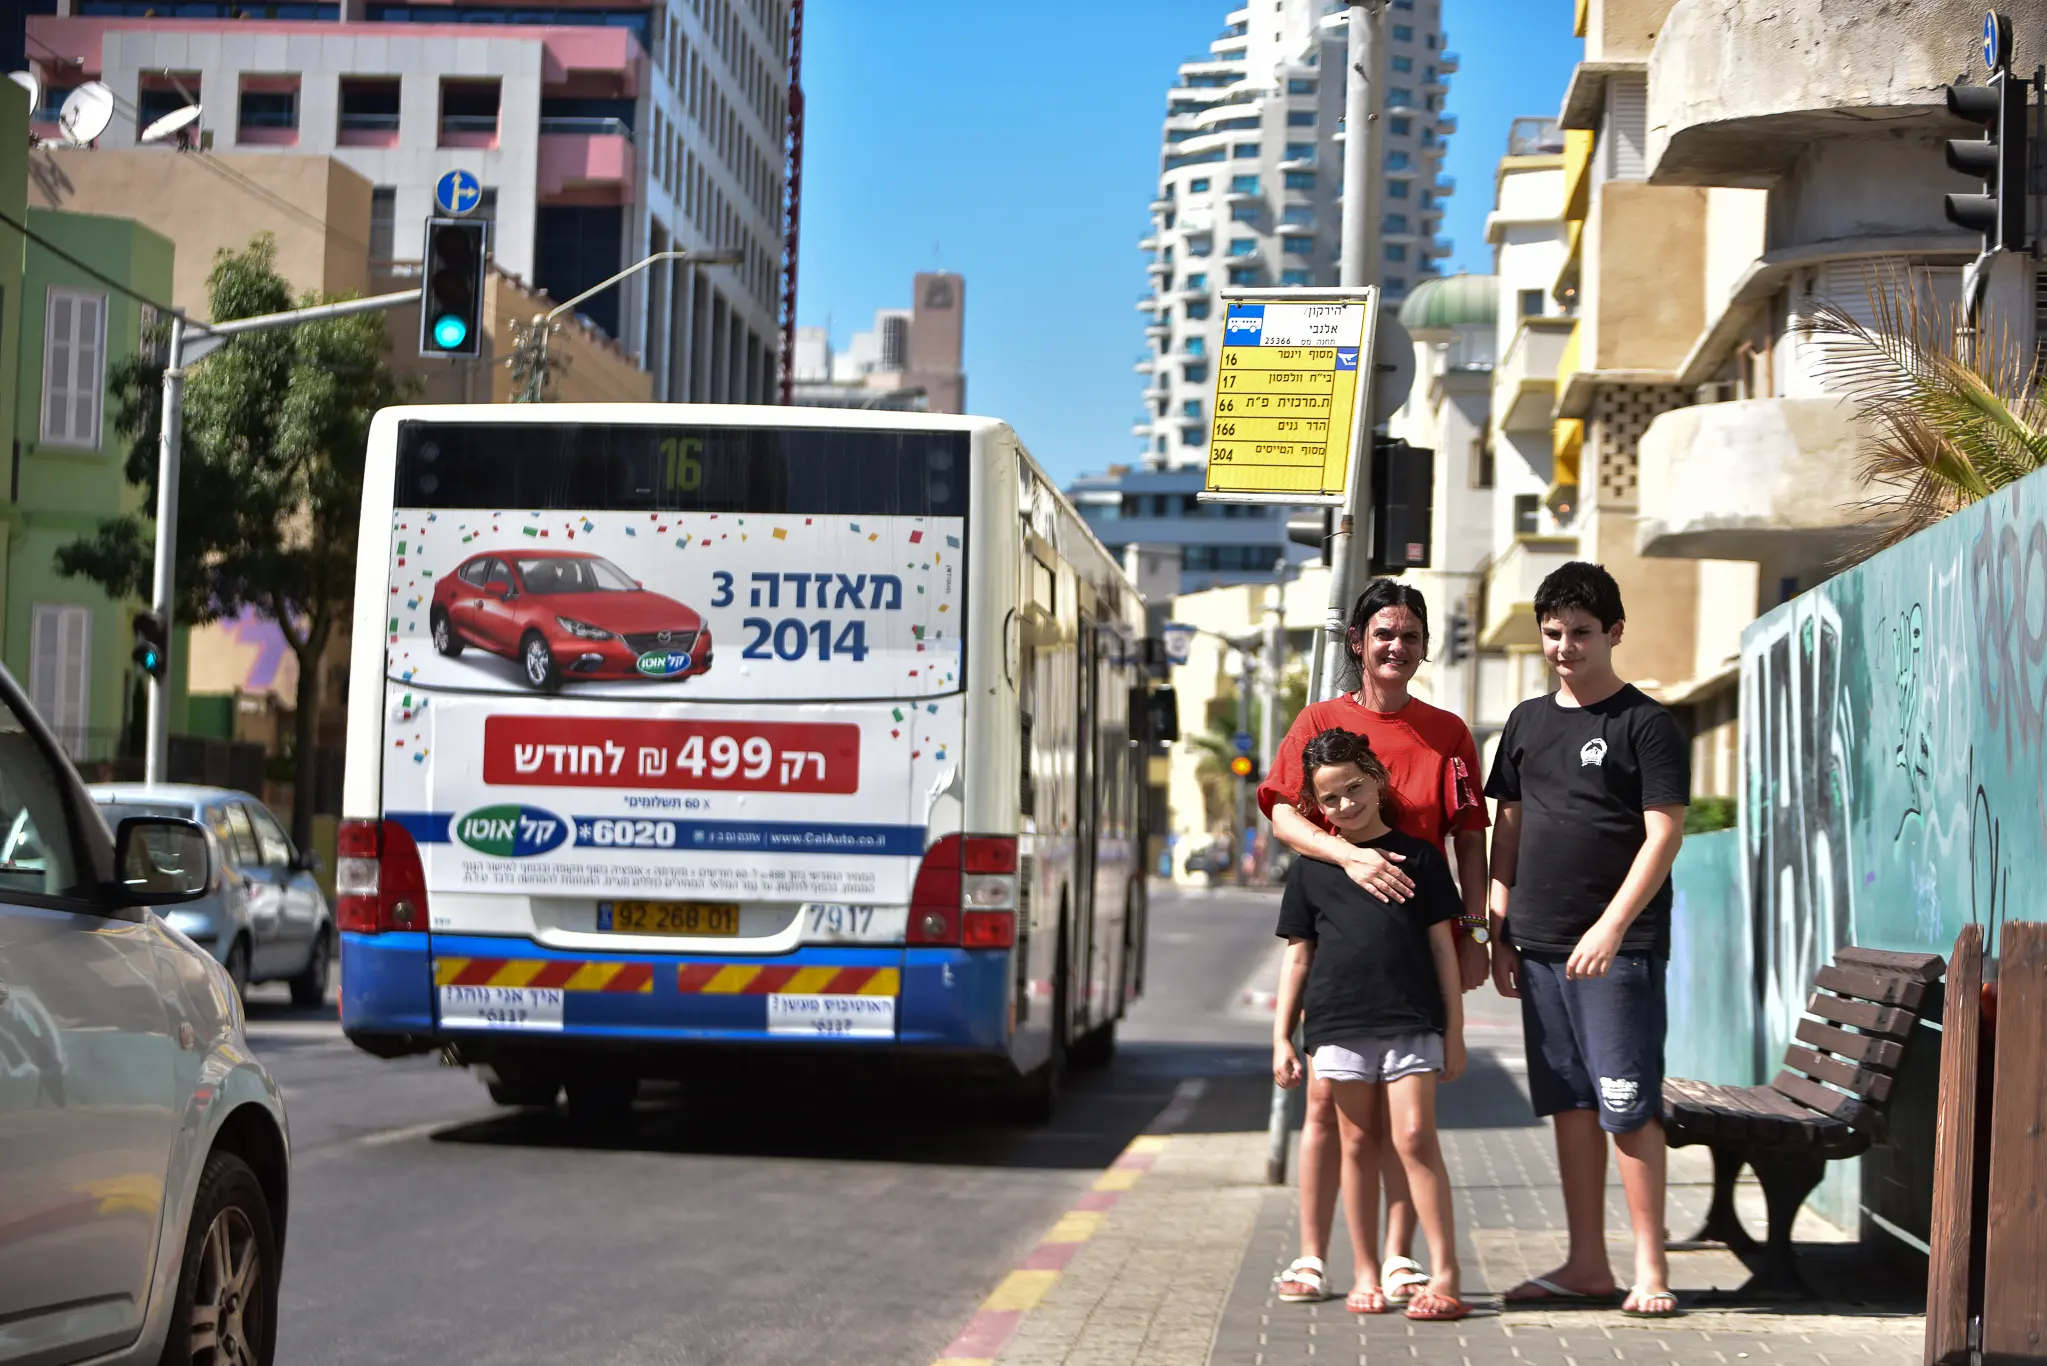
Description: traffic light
xmin=132 ymin=610 xmax=168 ymax=681
xmin=1943 ymin=70 xmax=2028 ymax=252
xmin=1286 ymin=507 xmax=1334 ymax=567
xmin=1368 ymin=436 xmax=1435 ymax=576
xmin=1229 ymin=754 xmax=1256 ymax=780
xmin=1447 ymin=612 xmax=1474 ymax=665
xmin=420 ymin=217 xmax=487 ymax=357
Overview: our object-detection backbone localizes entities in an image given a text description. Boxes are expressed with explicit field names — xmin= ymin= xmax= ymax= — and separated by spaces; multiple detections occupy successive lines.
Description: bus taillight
xmin=336 ymin=818 xmax=430 ymax=934
xmin=910 ymin=834 xmax=1018 ymax=948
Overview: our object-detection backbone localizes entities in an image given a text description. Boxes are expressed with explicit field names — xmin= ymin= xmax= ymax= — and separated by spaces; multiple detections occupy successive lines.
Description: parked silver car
xmin=89 ymin=785 xmax=334 ymax=1006
xmin=0 ymin=666 xmax=290 ymax=1366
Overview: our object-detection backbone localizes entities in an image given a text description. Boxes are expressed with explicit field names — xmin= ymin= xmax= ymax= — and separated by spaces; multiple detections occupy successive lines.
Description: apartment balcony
xmin=1225 ymin=247 xmax=1263 ymax=266
xmin=539 ymin=128 xmax=634 ymax=198
xmin=1134 ymin=355 xmax=1163 ymax=374
xmin=1553 ymin=181 xmax=1710 ymax=416
xmin=1436 ymin=113 xmax=1458 ymax=134
xmin=1636 ymin=397 xmax=1882 ymax=570
xmin=1432 ymin=176 xmax=1455 ymax=196
xmin=1148 ymin=258 xmax=1173 ymax=277
xmin=1145 ymin=317 xmax=1171 ymax=339
xmin=1482 ymin=536 xmax=1580 ymax=649
xmin=1131 ymin=421 xmax=1158 ymax=439
xmin=1138 ymin=234 xmax=1160 ymax=252
xmin=1150 ymin=197 xmax=1175 ymax=213
xmin=1223 ymin=187 xmax=1262 ymax=206
xmin=1495 ymin=317 xmax=1575 ymax=432
xmin=1647 ymin=0 xmax=1996 ymax=186
xmin=1438 ymin=51 xmax=1460 ymax=73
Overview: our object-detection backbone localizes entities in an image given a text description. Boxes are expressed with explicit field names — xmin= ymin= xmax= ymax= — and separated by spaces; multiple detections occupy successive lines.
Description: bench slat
xmin=1784 ymin=1044 xmax=1894 ymax=1103
xmin=1833 ymin=946 xmax=1946 ymax=982
xmin=1795 ymin=1017 xmax=1904 ymax=1069
xmin=1771 ymin=1069 xmax=1882 ymax=1134
xmin=1806 ymin=991 xmax=1917 ymax=1038
xmin=1814 ymin=964 xmax=1926 ymax=1010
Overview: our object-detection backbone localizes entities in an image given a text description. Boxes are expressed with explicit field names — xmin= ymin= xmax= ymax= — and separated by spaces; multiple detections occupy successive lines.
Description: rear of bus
xmin=336 ymin=406 xmax=1022 ymax=1093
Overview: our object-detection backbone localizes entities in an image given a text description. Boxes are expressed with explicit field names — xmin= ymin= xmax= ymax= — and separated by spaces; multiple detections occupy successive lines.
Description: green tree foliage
xmin=58 ymin=234 xmax=417 ymax=846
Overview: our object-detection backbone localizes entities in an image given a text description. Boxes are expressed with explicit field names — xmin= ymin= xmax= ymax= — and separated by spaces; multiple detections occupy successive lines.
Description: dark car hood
xmin=539 ymin=590 xmax=703 ymax=632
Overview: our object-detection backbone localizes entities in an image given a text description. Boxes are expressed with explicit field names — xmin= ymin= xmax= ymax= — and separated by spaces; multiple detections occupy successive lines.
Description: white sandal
xmin=1381 ymin=1256 xmax=1431 ymax=1305
xmin=1274 ymin=1256 xmax=1329 ymax=1303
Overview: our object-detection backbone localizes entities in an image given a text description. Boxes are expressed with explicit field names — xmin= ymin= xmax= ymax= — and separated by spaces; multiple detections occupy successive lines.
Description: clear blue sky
xmin=796 ymin=0 xmax=1582 ymax=488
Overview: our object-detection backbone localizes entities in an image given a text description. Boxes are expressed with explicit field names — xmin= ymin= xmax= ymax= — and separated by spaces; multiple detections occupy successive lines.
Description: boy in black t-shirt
xmin=1484 ymin=562 xmax=1689 ymax=1319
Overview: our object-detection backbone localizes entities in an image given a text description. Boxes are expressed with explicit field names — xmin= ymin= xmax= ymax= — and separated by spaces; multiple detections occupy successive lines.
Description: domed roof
xmin=1398 ymin=273 xmax=1499 ymax=331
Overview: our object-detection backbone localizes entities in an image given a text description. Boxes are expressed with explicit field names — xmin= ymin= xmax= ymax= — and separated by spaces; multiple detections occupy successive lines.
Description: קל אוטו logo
xmin=455 ymin=804 xmax=570 ymax=858
xmin=634 ymin=649 xmax=694 ymax=677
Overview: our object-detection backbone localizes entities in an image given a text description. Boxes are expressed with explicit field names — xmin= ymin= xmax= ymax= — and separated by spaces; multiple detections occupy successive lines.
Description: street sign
xmin=435 ymin=168 xmax=483 ymax=217
xmin=1162 ymin=622 xmax=1197 ymax=666
xmin=1985 ymin=9 xmax=2010 ymax=70
xmin=1201 ymin=295 xmax=1377 ymax=505
xmin=1233 ymin=731 xmax=1253 ymax=755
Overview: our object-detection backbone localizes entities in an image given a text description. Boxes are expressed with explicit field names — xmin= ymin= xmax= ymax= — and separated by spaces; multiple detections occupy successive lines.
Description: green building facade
xmin=3 ymin=83 xmax=187 ymax=767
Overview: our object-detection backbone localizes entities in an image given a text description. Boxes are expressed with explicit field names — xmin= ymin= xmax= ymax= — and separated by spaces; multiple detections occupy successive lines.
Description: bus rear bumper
xmin=338 ymin=931 xmax=1012 ymax=1061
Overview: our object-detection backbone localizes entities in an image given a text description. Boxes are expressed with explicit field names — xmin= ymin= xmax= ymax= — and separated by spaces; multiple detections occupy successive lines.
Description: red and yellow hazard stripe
xmin=433 ymin=957 xmax=653 ymax=992
xmin=675 ymin=964 xmax=899 ymax=996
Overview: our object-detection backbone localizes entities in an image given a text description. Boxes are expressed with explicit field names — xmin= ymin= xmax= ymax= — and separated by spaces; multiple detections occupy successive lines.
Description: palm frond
xmin=1793 ymin=262 xmax=2047 ymax=556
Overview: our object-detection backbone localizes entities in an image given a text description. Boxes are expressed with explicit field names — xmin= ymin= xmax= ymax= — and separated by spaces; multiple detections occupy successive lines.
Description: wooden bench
xmin=1661 ymin=945 xmax=1948 ymax=1300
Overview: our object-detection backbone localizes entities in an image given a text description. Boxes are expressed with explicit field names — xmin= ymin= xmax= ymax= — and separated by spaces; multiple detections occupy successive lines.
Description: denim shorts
xmin=1518 ymin=949 xmax=1666 ymax=1133
xmin=1310 ymin=1031 xmax=1444 ymax=1083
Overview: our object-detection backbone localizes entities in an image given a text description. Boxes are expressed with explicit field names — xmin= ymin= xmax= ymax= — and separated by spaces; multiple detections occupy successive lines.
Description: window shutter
xmin=1604 ymin=77 xmax=1648 ymax=182
xmin=29 ymin=604 xmax=92 ymax=757
xmin=73 ymin=295 xmax=101 ymax=445
xmin=41 ymin=290 xmax=105 ymax=447
xmin=43 ymin=292 xmax=74 ymax=443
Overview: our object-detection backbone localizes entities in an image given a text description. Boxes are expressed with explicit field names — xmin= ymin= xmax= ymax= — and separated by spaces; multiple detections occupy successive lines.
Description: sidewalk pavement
xmin=936 ymin=995 xmax=1925 ymax=1366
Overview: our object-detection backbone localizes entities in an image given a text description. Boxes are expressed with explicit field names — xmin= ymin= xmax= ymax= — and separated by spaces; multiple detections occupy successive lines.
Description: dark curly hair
xmin=1533 ymin=560 xmax=1625 ymax=631
xmin=1337 ymin=578 xmax=1431 ymax=694
xmin=1295 ymin=728 xmax=1401 ymax=827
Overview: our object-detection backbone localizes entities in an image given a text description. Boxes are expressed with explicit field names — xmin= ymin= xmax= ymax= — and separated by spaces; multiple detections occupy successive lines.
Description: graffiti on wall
xmin=1740 ymin=595 xmax=1854 ymax=1076
xmin=1737 ymin=473 xmax=2047 ymax=1024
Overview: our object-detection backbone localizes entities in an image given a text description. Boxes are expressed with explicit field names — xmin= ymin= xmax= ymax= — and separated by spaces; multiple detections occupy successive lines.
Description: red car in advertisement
xmin=430 ymin=550 xmax=714 ymax=690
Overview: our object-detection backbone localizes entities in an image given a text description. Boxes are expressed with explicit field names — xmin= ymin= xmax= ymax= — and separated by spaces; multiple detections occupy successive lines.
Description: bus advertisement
xmin=338 ymin=407 xmax=1162 ymax=1121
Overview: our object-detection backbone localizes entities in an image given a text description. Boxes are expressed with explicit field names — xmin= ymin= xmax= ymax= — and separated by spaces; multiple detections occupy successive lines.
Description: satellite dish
xmin=59 ymin=82 xmax=116 ymax=145
xmin=7 ymin=70 xmax=39 ymax=116
xmin=141 ymin=104 xmax=202 ymax=144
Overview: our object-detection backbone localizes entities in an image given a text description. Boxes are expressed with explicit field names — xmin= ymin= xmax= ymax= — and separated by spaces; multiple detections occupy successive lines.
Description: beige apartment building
xmin=24 ymin=144 xmax=650 ymax=766
xmin=1460 ymin=0 xmax=2047 ymax=799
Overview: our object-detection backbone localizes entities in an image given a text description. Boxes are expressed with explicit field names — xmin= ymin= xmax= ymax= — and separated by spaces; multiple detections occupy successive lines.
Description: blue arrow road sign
xmin=435 ymin=169 xmax=482 ymax=216
xmin=1984 ymin=9 xmax=2009 ymax=70
xmin=1234 ymin=731 xmax=1253 ymax=755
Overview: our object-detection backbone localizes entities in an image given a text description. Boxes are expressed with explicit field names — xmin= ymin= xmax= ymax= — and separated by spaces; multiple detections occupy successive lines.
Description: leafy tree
xmin=59 ymin=234 xmax=417 ymax=848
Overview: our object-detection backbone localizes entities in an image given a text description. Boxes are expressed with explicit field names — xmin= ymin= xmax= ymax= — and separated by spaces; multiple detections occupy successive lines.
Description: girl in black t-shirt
xmin=1273 ymin=729 xmax=1470 ymax=1321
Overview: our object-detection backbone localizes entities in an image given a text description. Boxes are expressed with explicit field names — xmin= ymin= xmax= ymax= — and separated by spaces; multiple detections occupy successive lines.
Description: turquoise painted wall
xmin=1669 ymin=463 xmax=2047 ymax=1242
xmin=1665 ymin=829 xmax=1756 ymax=1088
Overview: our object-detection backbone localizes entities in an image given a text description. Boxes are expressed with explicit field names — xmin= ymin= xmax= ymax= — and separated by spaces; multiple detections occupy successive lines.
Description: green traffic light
xmin=433 ymin=314 xmax=469 ymax=349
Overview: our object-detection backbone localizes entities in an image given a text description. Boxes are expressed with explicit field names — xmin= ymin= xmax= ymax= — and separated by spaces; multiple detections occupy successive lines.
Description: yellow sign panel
xmin=1203 ymin=297 xmax=1372 ymax=503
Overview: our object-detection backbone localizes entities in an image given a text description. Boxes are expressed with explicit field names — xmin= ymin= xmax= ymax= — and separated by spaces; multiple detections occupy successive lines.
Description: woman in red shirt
xmin=1258 ymin=579 xmax=1491 ymax=1310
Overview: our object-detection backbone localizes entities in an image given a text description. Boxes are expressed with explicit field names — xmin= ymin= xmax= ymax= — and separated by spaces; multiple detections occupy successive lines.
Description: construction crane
xmin=777 ymin=0 xmax=804 ymax=404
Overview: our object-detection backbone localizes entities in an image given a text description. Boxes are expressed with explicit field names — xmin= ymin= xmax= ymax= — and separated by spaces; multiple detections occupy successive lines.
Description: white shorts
xmin=1311 ymin=1032 xmax=1444 ymax=1083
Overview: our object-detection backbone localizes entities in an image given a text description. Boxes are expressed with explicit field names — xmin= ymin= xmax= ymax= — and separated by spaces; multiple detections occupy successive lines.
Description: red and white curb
xmin=930 ymin=1078 xmax=1206 ymax=1366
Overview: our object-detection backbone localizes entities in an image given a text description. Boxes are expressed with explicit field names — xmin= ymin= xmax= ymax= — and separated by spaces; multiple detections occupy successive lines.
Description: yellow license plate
xmin=597 ymin=901 xmax=740 ymax=935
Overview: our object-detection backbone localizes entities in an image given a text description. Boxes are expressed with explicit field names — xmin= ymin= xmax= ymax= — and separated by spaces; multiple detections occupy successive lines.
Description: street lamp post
xmin=146 ymin=287 xmax=424 ymax=783
xmin=515 ymin=248 xmax=743 ymax=403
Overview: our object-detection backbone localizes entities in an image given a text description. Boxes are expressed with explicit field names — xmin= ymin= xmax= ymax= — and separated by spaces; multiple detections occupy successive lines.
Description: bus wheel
xmin=481 ymin=1062 xmax=560 ymax=1108
xmin=565 ymin=1072 xmax=639 ymax=1129
xmin=520 ymin=632 xmax=560 ymax=690
xmin=1071 ymin=1020 xmax=1116 ymax=1070
xmin=1011 ymin=936 xmax=1068 ymax=1125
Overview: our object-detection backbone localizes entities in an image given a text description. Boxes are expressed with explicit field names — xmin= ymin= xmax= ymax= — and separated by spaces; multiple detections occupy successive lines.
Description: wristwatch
xmin=1461 ymin=921 xmax=1491 ymax=946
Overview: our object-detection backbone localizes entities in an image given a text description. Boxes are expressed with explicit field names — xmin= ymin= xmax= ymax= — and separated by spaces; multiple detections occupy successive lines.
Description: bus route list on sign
xmin=1203 ymin=300 xmax=1369 ymax=503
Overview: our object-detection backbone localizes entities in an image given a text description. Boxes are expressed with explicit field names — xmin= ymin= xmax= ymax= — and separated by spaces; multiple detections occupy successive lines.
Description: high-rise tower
xmin=1136 ymin=0 xmax=1455 ymax=468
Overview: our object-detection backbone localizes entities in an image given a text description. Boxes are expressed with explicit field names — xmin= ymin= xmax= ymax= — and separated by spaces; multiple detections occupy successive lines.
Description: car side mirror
xmin=115 ymin=816 xmax=213 ymax=905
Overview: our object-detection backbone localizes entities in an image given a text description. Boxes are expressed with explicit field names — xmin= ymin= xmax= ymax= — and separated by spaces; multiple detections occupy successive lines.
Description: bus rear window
xmin=396 ymin=423 xmax=968 ymax=518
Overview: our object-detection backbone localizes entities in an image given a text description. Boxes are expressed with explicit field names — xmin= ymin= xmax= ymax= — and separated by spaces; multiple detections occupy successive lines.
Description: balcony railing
xmin=340 ymin=111 xmax=400 ymax=131
xmin=538 ymin=115 xmax=632 ymax=141
xmin=1507 ymin=116 xmax=1562 ymax=156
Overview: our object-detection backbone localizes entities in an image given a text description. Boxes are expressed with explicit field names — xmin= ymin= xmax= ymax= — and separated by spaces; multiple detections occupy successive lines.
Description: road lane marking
xmin=929 ymin=1076 xmax=1206 ymax=1365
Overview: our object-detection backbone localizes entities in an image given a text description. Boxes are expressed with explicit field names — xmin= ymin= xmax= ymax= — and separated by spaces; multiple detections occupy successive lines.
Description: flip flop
xmin=1381 ymin=1255 xmax=1431 ymax=1306
xmin=1622 ymin=1287 xmax=1681 ymax=1319
xmin=1502 ymin=1276 xmax=1622 ymax=1305
xmin=1345 ymin=1285 xmax=1389 ymax=1315
xmin=1274 ymin=1256 xmax=1328 ymax=1303
xmin=1406 ymin=1289 xmax=1472 ymax=1321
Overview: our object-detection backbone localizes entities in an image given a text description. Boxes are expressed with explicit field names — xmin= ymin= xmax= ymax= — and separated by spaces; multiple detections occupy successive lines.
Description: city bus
xmin=336 ymin=405 xmax=1163 ymax=1121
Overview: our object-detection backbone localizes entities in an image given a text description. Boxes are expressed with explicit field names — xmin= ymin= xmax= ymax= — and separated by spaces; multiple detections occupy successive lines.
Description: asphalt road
xmin=245 ymin=881 xmax=1280 ymax=1366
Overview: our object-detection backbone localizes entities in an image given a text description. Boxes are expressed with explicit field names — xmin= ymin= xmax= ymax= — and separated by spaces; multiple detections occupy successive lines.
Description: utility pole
xmin=146 ymin=287 xmax=424 ymax=783
xmin=1255 ymin=559 xmax=1291 ymax=879
xmin=1340 ymin=0 xmax=1385 ymax=294
xmin=1235 ymin=647 xmax=1255 ymax=885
